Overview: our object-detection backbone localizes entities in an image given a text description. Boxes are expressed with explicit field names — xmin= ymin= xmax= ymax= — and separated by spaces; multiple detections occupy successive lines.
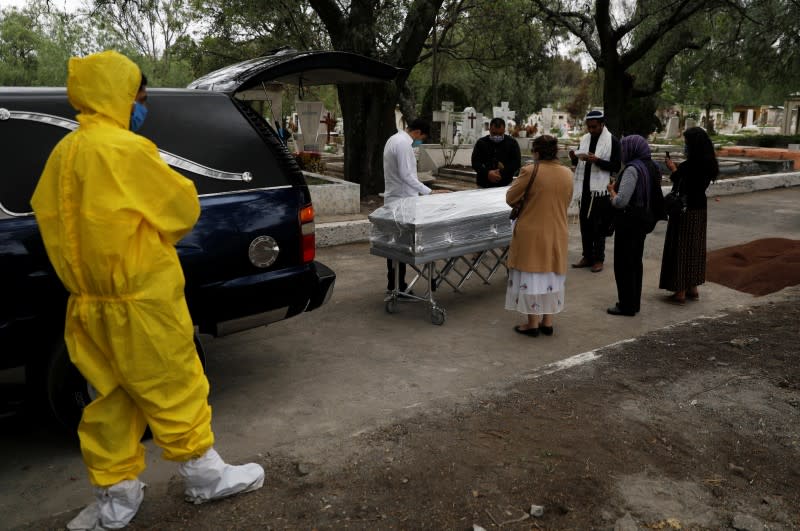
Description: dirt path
xmin=23 ymin=291 xmax=800 ymax=531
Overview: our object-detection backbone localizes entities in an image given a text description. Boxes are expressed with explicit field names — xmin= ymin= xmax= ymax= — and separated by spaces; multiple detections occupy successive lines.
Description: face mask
xmin=489 ymin=135 xmax=504 ymax=143
xmin=412 ymin=139 xmax=423 ymax=147
xmin=130 ymin=102 xmax=148 ymax=131
xmin=683 ymin=145 xmax=689 ymax=156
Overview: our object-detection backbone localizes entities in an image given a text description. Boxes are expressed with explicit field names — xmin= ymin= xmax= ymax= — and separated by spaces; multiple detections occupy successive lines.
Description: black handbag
xmin=663 ymin=191 xmax=687 ymax=217
xmin=509 ymin=162 xmax=539 ymax=220
xmin=663 ymin=178 xmax=687 ymax=218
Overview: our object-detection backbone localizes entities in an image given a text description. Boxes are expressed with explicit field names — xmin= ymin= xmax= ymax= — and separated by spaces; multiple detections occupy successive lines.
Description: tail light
xmin=300 ymin=204 xmax=315 ymax=263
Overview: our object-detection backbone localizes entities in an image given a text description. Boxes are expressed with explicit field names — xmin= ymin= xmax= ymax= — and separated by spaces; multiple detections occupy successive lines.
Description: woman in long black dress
xmin=659 ymin=127 xmax=719 ymax=304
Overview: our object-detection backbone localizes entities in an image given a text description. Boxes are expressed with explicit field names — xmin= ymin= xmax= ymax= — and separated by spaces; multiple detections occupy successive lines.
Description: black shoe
xmin=514 ymin=325 xmax=540 ymax=337
xmin=607 ymin=304 xmax=636 ymax=316
xmin=538 ymin=324 xmax=554 ymax=336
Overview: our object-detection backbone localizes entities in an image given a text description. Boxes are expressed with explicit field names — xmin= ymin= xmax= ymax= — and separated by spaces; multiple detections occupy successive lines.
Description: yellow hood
xmin=67 ymin=50 xmax=141 ymax=129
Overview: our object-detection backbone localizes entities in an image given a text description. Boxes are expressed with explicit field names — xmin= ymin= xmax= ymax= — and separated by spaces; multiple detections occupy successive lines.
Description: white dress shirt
xmin=383 ymin=130 xmax=431 ymax=204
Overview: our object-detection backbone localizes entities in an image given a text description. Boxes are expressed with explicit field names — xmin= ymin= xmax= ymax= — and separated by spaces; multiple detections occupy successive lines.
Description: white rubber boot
xmin=67 ymin=478 xmax=145 ymax=530
xmin=179 ymin=448 xmax=265 ymax=504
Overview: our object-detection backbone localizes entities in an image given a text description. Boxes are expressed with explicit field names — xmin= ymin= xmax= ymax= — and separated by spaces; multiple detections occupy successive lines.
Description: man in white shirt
xmin=383 ymin=118 xmax=432 ymax=291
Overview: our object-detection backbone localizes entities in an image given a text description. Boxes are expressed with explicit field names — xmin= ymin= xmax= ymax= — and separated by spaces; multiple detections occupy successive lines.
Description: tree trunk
xmin=338 ymin=82 xmax=399 ymax=196
xmin=602 ymin=67 xmax=627 ymax=138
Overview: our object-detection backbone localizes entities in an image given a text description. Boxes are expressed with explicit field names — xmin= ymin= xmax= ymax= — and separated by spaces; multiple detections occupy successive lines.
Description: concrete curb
xmin=315 ymin=171 xmax=800 ymax=248
xmin=316 ymin=219 xmax=371 ymax=247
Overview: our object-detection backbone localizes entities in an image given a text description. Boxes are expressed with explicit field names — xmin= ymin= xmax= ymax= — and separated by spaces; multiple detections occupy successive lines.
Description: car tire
xmin=33 ymin=331 xmax=207 ymax=433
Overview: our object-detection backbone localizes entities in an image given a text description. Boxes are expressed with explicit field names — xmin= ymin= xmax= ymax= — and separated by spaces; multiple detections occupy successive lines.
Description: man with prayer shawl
xmin=568 ymin=110 xmax=621 ymax=273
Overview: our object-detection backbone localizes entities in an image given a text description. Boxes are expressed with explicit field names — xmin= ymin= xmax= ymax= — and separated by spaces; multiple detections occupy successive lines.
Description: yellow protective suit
xmin=31 ymin=51 xmax=214 ymax=487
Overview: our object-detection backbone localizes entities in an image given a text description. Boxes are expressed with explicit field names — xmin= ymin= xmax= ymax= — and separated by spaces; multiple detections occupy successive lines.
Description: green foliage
xmin=293 ymin=150 xmax=325 ymax=173
xmin=420 ymin=82 xmax=467 ymax=117
xmin=408 ymin=0 xmax=593 ymax=121
xmin=0 ymin=0 xmax=198 ymax=88
xmin=0 ymin=9 xmax=41 ymax=85
xmin=726 ymin=135 xmax=800 ymax=148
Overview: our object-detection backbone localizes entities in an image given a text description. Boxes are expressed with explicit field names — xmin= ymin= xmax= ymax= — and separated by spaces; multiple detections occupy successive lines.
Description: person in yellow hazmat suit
xmin=31 ymin=50 xmax=264 ymax=530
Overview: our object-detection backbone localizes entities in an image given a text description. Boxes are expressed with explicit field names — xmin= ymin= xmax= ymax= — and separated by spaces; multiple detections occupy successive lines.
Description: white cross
xmin=493 ymin=101 xmax=516 ymax=123
xmin=432 ymin=101 xmax=456 ymax=143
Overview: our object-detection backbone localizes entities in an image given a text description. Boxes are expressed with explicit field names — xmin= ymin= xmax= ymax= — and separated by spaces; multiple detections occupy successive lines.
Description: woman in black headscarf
xmin=659 ymin=127 xmax=719 ymax=304
xmin=606 ymin=134 xmax=663 ymax=316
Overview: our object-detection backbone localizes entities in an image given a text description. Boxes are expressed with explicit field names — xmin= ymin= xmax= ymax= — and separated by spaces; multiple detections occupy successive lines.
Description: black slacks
xmin=613 ymin=221 xmax=647 ymax=314
xmin=386 ymin=259 xmax=407 ymax=291
xmin=579 ymin=195 xmax=607 ymax=264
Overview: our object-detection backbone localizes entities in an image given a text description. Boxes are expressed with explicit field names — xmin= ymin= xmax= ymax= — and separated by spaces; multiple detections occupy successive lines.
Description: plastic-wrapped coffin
xmin=368 ymin=187 xmax=512 ymax=265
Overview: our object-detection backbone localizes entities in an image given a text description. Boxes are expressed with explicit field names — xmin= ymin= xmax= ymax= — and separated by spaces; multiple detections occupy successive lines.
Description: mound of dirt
xmin=706 ymin=238 xmax=800 ymax=296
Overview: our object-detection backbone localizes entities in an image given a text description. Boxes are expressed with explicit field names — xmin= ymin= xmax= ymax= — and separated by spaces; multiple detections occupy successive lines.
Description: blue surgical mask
xmin=130 ymin=102 xmax=148 ymax=131
xmin=412 ymin=139 xmax=423 ymax=147
xmin=489 ymin=134 xmax=504 ymax=143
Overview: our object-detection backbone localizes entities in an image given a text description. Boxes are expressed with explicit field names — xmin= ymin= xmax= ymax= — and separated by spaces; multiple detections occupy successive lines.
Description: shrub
xmin=731 ymin=134 xmax=800 ymax=148
xmin=293 ymin=151 xmax=325 ymax=173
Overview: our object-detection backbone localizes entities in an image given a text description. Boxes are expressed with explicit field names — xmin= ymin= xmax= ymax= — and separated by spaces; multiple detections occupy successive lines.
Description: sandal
xmin=664 ymin=293 xmax=686 ymax=305
xmin=538 ymin=324 xmax=554 ymax=336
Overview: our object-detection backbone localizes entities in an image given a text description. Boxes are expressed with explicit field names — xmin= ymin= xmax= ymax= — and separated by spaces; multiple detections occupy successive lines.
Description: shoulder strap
xmin=515 ymin=161 xmax=539 ymax=214
xmin=520 ymin=161 xmax=539 ymax=201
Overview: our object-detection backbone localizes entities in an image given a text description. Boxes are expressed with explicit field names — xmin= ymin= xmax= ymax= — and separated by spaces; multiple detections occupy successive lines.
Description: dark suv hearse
xmin=0 ymin=50 xmax=399 ymax=428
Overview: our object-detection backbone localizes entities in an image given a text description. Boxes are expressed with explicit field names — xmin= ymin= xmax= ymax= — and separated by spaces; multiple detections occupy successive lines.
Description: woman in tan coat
xmin=505 ymin=135 xmax=574 ymax=336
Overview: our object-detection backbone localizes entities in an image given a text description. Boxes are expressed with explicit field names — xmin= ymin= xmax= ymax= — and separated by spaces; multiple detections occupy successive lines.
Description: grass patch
xmin=304 ymin=176 xmax=334 ymax=186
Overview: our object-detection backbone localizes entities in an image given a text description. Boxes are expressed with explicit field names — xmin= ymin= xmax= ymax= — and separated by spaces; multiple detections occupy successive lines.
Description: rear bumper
xmin=190 ymin=261 xmax=335 ymax=337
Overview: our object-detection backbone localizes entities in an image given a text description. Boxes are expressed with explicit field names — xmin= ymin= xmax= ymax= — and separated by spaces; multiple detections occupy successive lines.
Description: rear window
xmin=0 ymin=89 xmax=297 ymax=215
xmin=138 ymin=90 xmax=293 ymax=194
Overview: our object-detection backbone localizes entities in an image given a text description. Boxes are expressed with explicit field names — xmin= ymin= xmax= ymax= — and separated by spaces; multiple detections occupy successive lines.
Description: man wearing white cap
xmin=568 ymin=110 xmax=621 ymax=273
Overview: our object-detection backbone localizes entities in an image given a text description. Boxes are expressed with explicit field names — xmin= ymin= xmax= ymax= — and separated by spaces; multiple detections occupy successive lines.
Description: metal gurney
xmin=368 ymin=188 xmax=513 ymax=325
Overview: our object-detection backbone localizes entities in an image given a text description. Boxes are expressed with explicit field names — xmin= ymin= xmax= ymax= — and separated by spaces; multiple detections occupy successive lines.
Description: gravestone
xmin=460 ymin=107 xmax=483 ymax=144
xmin=319 ymin=111 xmax=337 ymax=145
xmin=432 ymin=101 xmax=456 ymax=143
xmin=746 ymin=109 xmax=754 ymax=127
xmin=685 ymin=117 xmax=697 ymax=130
xmin=394 ymin=106 xmax=405 ymax=131
xmin=295 ymin=101 xmax=325 ymax=151
xmin=664 ymin=116 xmax=680 ymax=139
xmin=493 ymin=101 xmax=516 ymax=124
xmin=541 ymin=107 xmax=554 ymax=132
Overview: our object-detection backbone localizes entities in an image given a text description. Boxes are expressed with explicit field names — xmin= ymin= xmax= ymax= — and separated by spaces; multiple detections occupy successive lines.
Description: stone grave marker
xmin=432 ymin=101 xmax=455 ymax=143
xmin=460 ymin=107 xmax=483 ymax=144
xmin=664 ymin=116 xmax=680 ymax=139
xmin=295 ymin=101 xmax=325 ymax=151
xmin=541 ymin=107 xmax=553 ymax=132
xmin=492 ymin=101 xmax=516 ymax=124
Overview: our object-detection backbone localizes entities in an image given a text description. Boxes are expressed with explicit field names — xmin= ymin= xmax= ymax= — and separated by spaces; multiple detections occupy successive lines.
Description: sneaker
xmin=179 ymin=448 xmax=265 ymax=505
xmin=67 ymin=479 xmax=145 ymax=530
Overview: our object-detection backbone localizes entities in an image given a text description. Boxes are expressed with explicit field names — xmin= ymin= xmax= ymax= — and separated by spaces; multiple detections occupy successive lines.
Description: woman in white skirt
xmin=505 ymin=135 xmax=574 ymax=336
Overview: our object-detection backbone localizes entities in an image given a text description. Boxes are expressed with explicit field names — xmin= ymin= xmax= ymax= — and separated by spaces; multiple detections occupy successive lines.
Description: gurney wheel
xmin=385 ymin=298 xmax=398 ymax=314
xmin=430 ymin=306 xmax=446 ymax=326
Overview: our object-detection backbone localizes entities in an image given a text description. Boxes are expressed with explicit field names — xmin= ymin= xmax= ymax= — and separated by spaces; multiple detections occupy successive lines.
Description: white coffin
xmin=368 ymin=188 xmax=513 ymax=264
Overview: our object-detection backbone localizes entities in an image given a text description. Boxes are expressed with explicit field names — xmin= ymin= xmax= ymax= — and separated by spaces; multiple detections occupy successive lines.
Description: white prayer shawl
xmin=571 ymin=126 xmax=613 ymax=207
